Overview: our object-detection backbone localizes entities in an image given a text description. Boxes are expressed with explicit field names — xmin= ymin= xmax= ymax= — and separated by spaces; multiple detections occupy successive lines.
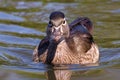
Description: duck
xmin=33 ymin=11 xmax=99 ymax=65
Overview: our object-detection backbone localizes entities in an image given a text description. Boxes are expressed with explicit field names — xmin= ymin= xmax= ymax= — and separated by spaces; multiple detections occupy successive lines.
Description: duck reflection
xmin=45 ymin=63 xmax=99 ymax=80
xmin=45 ymin=65 xmax=72 ymax=80
xmin=46 ymin=69 xmax=72 ymax=80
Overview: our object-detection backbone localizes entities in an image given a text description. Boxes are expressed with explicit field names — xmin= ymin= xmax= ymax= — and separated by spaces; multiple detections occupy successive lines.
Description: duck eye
xmin=63 ymin=20 xmax=66 ymax=24
xmin=49 ymin=21 xmax=53 ymax=27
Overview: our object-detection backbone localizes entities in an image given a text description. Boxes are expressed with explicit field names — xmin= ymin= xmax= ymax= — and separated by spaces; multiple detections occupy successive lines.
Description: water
xmin=0 ymin=0 xmax=120 ymax=80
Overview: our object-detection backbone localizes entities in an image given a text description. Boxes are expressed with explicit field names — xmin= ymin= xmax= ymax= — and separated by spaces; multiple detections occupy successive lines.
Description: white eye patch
xmin=62 ymin=18 xmax=66 ymax=25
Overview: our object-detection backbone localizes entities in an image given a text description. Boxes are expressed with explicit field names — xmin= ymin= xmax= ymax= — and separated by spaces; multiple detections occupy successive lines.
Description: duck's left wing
xmin=33 ymin=37 xmax=49 ymax=62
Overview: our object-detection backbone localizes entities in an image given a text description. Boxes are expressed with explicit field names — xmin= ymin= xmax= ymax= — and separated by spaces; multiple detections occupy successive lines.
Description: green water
xmin=0 ymin=0 xmax=120 ymax=80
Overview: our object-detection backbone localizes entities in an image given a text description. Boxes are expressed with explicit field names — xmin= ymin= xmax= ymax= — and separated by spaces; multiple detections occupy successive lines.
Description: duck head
xmin=46 ymin=11 xmax=70 ymax=42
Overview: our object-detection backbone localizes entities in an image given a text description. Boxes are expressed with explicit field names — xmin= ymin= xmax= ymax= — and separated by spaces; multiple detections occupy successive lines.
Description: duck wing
xmin=33 ymin=37 xmax=49 ymax=62
xmin=69 ymin=17 xmax=93 ymax=34
xmin=66 ymin=17 xmax=94 ymax=53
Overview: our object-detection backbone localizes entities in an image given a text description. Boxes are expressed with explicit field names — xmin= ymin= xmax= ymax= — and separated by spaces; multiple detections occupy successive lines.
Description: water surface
xmin=0 ymin=0 xmax=120 ymax=80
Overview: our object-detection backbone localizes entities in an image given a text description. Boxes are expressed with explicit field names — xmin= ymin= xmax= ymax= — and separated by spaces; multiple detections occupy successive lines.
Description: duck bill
xmin=51 ymin=26 xmax=63 ymax=41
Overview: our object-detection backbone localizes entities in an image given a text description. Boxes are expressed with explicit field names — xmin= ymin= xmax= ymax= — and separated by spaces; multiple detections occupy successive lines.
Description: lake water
xmin=0 ymin=0 xmax=120 ymax=80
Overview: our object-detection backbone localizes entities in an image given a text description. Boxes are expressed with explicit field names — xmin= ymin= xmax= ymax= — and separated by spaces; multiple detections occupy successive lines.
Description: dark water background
xmin=0 ymin=0 xmax=120 ymax=80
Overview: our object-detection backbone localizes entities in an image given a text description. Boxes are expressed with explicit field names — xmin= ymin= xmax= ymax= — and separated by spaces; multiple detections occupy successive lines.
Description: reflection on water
xmin=45 ymin=63 xmax=99 ymax=80
xmin=0 ymin=0 xmax=120 ymax=80
xmin=46 ymin=69 xmax=72 ymax=80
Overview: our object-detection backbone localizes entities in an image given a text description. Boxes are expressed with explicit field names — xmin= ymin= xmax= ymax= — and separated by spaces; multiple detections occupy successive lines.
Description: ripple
xmin=100 ymin=48 xmax=120 ymax=62
xmin=16 ymin=1 xmax=42 ymax=9
xmin=110 ymin=9 xmax=120 ymax=13
xmin=0 ymin=46 xmax=34 ymax=66
xmin=44 ymin=2 xmax=78 ymax=11
xmin=112 ymin=40 xmax=120 ymax=44
xmin=0 ymin=23 xmax=45 ymax=36
xmin=0 ymin=12 xmax=25 ymax=22
xmin=0 ymin=34 xmax=39 ymax=46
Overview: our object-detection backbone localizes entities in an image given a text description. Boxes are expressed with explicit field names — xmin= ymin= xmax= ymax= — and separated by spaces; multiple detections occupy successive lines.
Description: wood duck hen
xmin=33 ymin=11 xmax=99 ymax=65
